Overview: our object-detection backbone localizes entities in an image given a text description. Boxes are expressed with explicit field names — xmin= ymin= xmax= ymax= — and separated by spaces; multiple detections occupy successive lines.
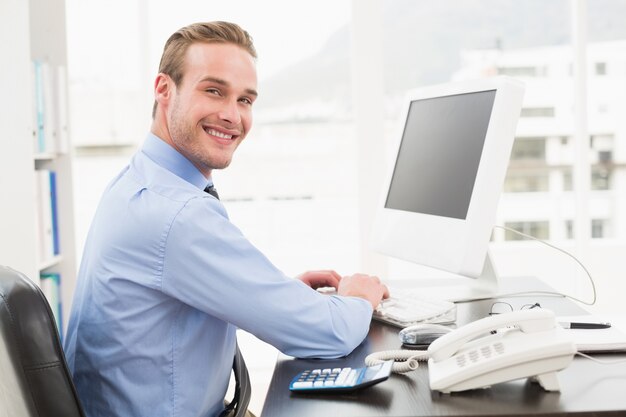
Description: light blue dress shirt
xmin=63 ymin=133 xmax=373 ymax=417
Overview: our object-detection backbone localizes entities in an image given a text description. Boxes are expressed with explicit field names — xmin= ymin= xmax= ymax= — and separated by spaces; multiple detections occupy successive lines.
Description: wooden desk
xmin=261 ymin=279 xmax=626 ymax=416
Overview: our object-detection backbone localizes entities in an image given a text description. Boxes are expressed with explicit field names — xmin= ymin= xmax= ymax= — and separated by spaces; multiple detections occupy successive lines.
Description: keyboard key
xmin=373 ymin=289 xmax=457 ymax=327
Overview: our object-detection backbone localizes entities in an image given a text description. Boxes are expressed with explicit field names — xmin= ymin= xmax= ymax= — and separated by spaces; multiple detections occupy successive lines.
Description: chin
xmin=208 ymin=158 xmax=233 ymax=170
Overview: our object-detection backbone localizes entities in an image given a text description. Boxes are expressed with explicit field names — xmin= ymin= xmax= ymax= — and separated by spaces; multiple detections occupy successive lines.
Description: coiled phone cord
xmin=364 ymin=349 xmax=430 ymax=374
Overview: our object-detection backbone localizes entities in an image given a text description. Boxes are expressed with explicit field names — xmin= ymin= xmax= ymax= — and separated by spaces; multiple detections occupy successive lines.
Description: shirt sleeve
xmin=160 ymin=196 xmax=373 ymax=359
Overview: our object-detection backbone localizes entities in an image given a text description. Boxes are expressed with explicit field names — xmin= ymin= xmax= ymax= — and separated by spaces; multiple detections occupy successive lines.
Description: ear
xmin=154 ymin=73 xmax=174 ymax=110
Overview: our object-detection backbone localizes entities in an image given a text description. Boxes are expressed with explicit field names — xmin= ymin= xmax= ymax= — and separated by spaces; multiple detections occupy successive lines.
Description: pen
xmin=559 ymin=321 xmax=612 ymax=329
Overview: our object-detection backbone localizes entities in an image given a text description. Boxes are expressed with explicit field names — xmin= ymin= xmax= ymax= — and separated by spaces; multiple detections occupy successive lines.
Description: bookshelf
xmin=0 ymin=0 xmax=77 ymax=335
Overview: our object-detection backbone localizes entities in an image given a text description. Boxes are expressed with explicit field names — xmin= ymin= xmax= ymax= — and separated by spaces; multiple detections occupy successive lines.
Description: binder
xmin=36 ymin=170 xmax=55 ymax=262
xmin=40 ymin=272 xmax=63 ymax=338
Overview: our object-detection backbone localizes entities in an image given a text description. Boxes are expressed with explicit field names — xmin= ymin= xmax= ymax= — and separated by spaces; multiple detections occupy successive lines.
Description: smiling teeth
xmin=207 ymin=128 xmax=233 ymax=139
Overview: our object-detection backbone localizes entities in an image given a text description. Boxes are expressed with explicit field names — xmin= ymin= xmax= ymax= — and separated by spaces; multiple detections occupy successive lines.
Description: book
xmin=32 ymin=60 xmax=45 ymax=152
xmin=49 ymin=170 xmax=60 ymax=255
xmin=55 ymin=65 xmax=69 ymax=153
xmin=30 ymin=60 xmax=39 ymax=149
xmin=41 ymin=61 xmax=57 ymax=153
xmin=40 ymin=272 xmax=62 ymax=339
xmin=36 ymin=169 xmax=55 ymax=263
xmin=31 ymin=60 xmax=58 ymax=153
xmin=558 ymin=315 xmax=626 ymax=353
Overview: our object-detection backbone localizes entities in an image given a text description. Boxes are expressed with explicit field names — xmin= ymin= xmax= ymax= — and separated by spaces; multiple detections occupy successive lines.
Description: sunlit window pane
xmin=504 ymin=221 xmax=550 ymax=240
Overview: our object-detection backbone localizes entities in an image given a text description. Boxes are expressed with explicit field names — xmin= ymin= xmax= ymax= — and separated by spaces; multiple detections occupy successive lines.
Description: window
xmin=561 ymin=166 xmax=611 ymax=191
xmin=563 ymin=168 xmax=573 ymax=191
xmin=497 ymin=66 xmax=539 ymax=77
xmin=598 ymin=150 xmax=612 ymax=163
xmin=591 ymin=219 xmax=608 ymax=238
xmin=590 ymin=134 xmax=614 ymax=150
xmin=565 ymin=220 xmax=574 ymax=239
xmin=520 ymin=107 xmax=555 ymax=118
xmin=510 ymin=137 xmax=546 ymax=161
xmin=504 ymin=221 xmax=550 ymax=241
xmin=565 ymin=219 xmax=612 ymax=239
xmin=504 ymin=170 xmax=549 ymax=192
xmin=591 ymin=166 xmax=612 ymax=190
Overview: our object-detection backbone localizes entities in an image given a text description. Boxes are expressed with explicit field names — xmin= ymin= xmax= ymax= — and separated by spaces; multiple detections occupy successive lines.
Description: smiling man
xmin=152 ymin=39 xmax=257 ymax=173
xmin=63 ymin=22 xmax=388 ymax=417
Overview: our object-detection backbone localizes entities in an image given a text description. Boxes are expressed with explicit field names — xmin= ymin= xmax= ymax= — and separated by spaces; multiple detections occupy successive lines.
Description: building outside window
xmin=504 ymin=221 xmax=550 ymax=240
xmin=504 ymin=169 xmax=549 ymax=192
xmin=591 ymin=166 xmax=612 ymax=190
xmin=497 ymin=66 xmax=541 ymax=77
xmin=565 ymin=220 xmax=574 ymax=239
xmin=520 ymin=107 xmax=555 ymax=117
xmin=510 ymin=137 xmax=546 ymax=161
xmin=591 ymin=218 xmax=609 ymax=238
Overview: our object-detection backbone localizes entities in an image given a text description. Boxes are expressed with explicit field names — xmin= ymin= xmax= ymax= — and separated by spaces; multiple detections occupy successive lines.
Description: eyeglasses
xmin=489 ymin=301 xmax=542 ymax=315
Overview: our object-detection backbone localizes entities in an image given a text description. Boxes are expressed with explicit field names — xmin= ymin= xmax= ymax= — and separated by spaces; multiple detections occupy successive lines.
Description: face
xmin=155 ymin=42 xmax=258 ymax=176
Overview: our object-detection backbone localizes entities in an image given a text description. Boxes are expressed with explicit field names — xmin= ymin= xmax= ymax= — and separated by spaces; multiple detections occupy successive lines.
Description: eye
xmin=239 ymin=97 xmax=253 ymax=105
xmin=205 ymin=88 xmax=221 ymax=96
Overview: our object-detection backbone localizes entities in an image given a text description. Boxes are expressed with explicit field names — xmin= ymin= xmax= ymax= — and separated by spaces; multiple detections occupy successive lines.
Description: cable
xmin=365 ymin=227 xmax=602 ymax=375
xmin=486 ymin=225 xmax=597 ymax=306
xmin=364 ymin=349 xmax=429 ymax=374
xmin=576 ymin=351 xmax=626 ymax=365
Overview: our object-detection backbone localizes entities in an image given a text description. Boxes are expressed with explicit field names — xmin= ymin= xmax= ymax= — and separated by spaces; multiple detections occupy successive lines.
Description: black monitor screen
xmin=385 ymin=89 xmax=497 ymax=220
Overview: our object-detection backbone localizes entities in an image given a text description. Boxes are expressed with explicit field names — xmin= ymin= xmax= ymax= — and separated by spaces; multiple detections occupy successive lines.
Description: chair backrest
xmin=0 ymin=265 xmax=85 ymax=417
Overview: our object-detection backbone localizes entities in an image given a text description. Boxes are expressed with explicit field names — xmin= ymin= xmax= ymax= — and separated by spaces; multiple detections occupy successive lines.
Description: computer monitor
xmin=371 ymin=76 xmax=525 ymax=301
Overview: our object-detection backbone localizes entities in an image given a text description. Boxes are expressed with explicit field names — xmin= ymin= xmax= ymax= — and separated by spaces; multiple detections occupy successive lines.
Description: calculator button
xmin=311 ymin=369 xmax=321 ymax=374
xmin=292 ymin=381 xmax=313 ymax=388
xmin=346 ymin=369 xmax=359 ymax=385
xmin=322 ymin=368 xmax=331 ymax=374
xmin=335 ymin=368 xmax=351 ymax=386
xmin=313 ymin=380 xmax=325 ymax=387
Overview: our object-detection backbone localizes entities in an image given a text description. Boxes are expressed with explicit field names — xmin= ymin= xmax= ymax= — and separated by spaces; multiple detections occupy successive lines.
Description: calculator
xmin=289 ymin=360 xmax=393 ymax=393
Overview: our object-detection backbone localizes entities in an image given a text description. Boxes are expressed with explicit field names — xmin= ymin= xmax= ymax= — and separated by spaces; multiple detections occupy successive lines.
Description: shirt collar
xmin=141 ymin=132 xmax=212 ymax=190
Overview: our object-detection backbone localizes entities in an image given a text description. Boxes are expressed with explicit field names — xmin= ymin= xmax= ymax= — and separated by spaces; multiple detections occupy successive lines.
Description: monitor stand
xmin=411 ymin=250 xmax=500 ymax=303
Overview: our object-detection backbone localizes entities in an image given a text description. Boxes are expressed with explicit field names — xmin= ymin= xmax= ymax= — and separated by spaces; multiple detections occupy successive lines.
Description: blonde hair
xmin=152 ymin=21 xmax=257 ymax=118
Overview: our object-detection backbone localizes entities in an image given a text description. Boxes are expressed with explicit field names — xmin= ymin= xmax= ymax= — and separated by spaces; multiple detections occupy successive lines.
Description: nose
xmin=217 ymin=99 xmax=241 ymax=125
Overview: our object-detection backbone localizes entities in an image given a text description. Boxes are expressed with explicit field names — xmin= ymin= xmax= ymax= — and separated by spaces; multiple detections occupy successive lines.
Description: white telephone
xmin=427 ymin=308 xmax=576 ymax=393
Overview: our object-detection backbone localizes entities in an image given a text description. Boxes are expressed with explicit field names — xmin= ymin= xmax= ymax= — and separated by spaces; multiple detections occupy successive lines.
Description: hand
xmin=297 ymin=270 xmax=342 ymax=290
xmin=337 ymin=273 xmax=389 ymax=310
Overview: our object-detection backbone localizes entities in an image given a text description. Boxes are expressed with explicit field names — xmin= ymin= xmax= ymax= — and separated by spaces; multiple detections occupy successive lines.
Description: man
xmin=64 ymin=21 xmax=388 ymax=417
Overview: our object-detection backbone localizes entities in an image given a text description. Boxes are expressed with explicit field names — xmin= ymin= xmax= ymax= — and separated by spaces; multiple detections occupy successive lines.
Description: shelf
xmin=39 ymin=255 xmax=63 ymax=272
xmin=1 ymin=0 xmax=77 ymax=336
xmin=34 ymin=152 xmax=59 ymax=161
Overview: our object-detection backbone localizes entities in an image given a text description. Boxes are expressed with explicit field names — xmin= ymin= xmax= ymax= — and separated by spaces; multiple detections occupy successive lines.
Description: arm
xmin=160 ymin=198 xmax=377 ymax=358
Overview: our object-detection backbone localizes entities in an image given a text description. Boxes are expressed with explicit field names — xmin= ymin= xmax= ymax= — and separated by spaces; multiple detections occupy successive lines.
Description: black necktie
xmin=205 ymin=184 xmax=220 ymax=200
xmin=205 ymin=184 xmax=251 ymax=417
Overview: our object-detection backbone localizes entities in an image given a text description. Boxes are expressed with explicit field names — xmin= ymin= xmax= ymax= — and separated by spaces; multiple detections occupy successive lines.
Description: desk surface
xmin=261 ymin=278 xmax=626 ymax=417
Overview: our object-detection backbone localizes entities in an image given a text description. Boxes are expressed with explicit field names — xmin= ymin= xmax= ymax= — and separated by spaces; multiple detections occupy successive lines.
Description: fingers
xmin=317 ymin=270 xmax=341 ymax=288
xmin=337 ymin=273 xmax=388 ymax=310
xmin=299 ymin=270 xmax=342 ymax=289
xmin=304 ymin=271 xmax=388 ymax=309
xmin=381 ymin=283 xmax=390 ymax=300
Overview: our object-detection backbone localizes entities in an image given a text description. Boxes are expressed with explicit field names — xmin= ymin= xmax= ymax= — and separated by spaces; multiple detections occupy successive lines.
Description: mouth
xmin=203 ymin=126 xmax=239 ymax=143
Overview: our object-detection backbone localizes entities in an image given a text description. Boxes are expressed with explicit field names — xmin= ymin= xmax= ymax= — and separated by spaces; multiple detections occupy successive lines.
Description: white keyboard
xmin=373 ymin=289 xmax=457 ymax=328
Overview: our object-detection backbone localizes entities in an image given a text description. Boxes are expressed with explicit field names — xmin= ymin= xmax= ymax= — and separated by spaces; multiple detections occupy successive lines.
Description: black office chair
xmin=0 ymin=265 xmax=85 ymax=417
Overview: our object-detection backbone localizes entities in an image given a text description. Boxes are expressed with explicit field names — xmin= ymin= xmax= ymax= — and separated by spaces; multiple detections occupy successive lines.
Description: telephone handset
xmin=427 ymin=308 xmax=576 ymax=393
